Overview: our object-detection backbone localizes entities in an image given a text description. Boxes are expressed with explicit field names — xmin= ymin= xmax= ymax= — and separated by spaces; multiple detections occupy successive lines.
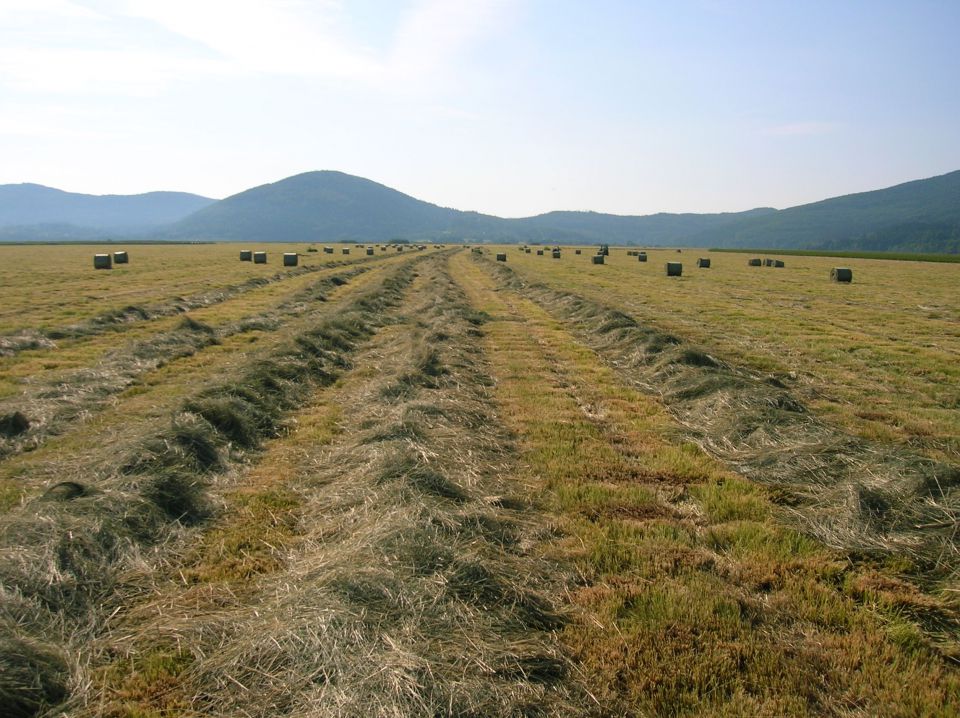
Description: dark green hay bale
xmin=764 ymin=258 xmax=774 ymax=267
xmin=638 ymin=253 xmax=648 ymax=262
xmin=551 ymin=250 xmax=561 ymax=258
xmin=0 ymin=634 xmax=70 ymax=718
xmin=40 ymin=482 xmax=87 ymax=501
xmin=253 ymin=251 xmax=267 ymax=264
xmin=283 ymin=253 xmax=298 ymax=267
xmin=747 ymin=258 xmax=762 ymax=266
xmin=112 ymin=251 xmax=129 ymax=264
xmin=366 ymin=248 xmax=374 ymax=255
xmin=240 ymin=250 xmax=252 ymax=261
xmin=774 ymin=259 xmax=785 ymax=268
xmin=575 ymin=249 xmax=581 ymax=254
xmin=0 ymin=411 xmax=30 ymax=438
xmin=697 ymin=258 xmax=711 ymax=268
xmin=831 ymin=267 xmax=853 ymax=282
xmin=536 ymin=250 xmax=544 ymax=256
xmin=665 ymin=261 xmax=683 ymax=276
xmin=591 ymin=255 xmax=604 ymax=265
xmin=496 ymin=253 xmax=507 ymax=262
xmin=93 ymin=254 xmax=111 ymax=270
xmin=141 ymin=469 xmax=210 ymax=524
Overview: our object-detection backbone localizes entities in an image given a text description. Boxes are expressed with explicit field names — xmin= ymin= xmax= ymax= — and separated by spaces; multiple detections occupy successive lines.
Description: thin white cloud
xmin=0 ymin=0 xmax=516 ymax=97
xmin=762 ymin=121 xmax=841 ymax=136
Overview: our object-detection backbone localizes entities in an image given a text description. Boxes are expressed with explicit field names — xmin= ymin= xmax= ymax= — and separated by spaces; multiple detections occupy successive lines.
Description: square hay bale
xmin=253 ymin=251 xmax=267 ymax=264
xmin=283 ymin=253 xmax=298 ymax=266
xmin=552 ymin=250 xmax=561 ymax=258
xmin=342 ymin=248 xmax=351 ymax=255
xmin=536 ymin=249 xmax=544 ymax=256
xmin=764 ymin=258 xmax=774 ymax=267
xmin=525 ymin=248 xmax=531 ymax=253
xmin=774 ymin=259 xmax=785 ymax=268
xmin=831 ymin=267 xmax=853 ymax=282
xmin=748 ymin=258 xmax=762 ymax=266
xmin=696 ymin=257 xmax=711 ymax=268
xmin=496 ymin=253 xmax=507 ymax=262
xmin=575 ymin=249 xmax=582 ymax=254
xmin=366 ymin=248 xmax=374 ymax=255
xmin=323 ymin=246 xmax=333 ymax=254
xmin=240 ymin=250 xmax=253 ymax=261
xmin=592 ymin=255 xmax=604 ymax=265
xmin=93 ymin=253 xmax=112 ymax=269
xmin=666 ymin=261 xmax=682 ymax=276
xmin=112 ymin=250 xmax=129 ymax=264
xmin=638 ymin=253 xmax=647 ymax=262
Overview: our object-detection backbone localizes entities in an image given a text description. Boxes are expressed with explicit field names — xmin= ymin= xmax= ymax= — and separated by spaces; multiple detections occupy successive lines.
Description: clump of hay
xmin=0 ymin=411 xmax=30 ymax=438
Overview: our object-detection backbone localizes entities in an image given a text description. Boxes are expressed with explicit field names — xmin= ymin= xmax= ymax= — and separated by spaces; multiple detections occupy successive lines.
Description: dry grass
xmin=453 ymin=251 xmax=959 ymax=716
xmin=70 ymin=257 xmax=585 ymax=717
xmin=486 ymin=246 xmax=960 ymax=464
xmin=0 ymin=258 xmax=422 ymax=715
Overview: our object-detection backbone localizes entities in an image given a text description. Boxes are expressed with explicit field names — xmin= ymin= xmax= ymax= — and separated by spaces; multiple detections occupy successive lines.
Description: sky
xmin=1 ymin=0 xmax=959 ymax=217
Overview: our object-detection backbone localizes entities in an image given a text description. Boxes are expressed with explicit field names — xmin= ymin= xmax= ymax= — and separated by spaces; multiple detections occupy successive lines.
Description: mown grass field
xmin=0 ymin=243 xmax=956 ymax=717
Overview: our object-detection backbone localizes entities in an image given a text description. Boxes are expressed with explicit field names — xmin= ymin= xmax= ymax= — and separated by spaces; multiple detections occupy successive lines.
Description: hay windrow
xmin=475 ymin=256 xmax=960 ymax=581
xmin=0 ymin=267 xmax=374 ymax=462
xmin=0 ymin=259 xmax=422 ymax=715
xmin=67 ymin=256 xmax=585 ymax=717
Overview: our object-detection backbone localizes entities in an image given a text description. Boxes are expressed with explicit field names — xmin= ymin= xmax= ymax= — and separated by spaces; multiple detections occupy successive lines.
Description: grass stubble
xmin=0 ymin=256 xmax=421 ymax=717
xmin=456 ymin=251 xmax=958 ymax=716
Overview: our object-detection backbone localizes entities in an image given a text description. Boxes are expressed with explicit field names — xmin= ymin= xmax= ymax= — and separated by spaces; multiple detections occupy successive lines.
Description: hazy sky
xmin=2 ymin=1 xmax=959 ymax=217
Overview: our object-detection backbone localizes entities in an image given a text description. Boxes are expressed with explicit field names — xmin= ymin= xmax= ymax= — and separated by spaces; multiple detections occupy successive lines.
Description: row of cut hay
xmin=0 ymin=266 xmax=373 ymax=464
xmin=78 ymin=257 xmax=586 ymax=717
xmin=474 ymin=255 xmax=960 ymax=587
xmin=0 ymin=260 xmax=421 ymax=717
xmin=0 ymin=257 xmax=380 ymax=358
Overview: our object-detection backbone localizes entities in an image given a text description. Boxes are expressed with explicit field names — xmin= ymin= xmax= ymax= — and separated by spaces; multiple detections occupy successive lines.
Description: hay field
xmin=0 ymin=243 xmax=957 ymax=717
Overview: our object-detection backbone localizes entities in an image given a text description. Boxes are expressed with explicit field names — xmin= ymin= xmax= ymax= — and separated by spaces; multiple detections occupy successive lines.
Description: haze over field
xmin=2 ymin=1 xmax=959 ymax=219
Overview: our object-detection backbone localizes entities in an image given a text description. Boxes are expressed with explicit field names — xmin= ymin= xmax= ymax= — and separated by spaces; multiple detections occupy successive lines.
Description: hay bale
xmin=93 ymin=253 xmax=111 ymax=270
xmin=253 ymin=251 xmax=267 ymax=264
xmin=697 ymin=258 xmax=711 ymax=268
xmin=307 ymin=246 xmax=318 ymax=252
xmin=112 ymin=250 xmax=129 ymax=264
xmin=0 ymin=411 xmax=30 ymax=437
xmin=323 ymin=246 xmax=334 ymax=254
xmin=748 ymin=258 xmax=762 ymax=266
xmin=666 ymin=261 xmax=682 ymax=276
xmin=552 ymin=250 xmax=561 ymax=258
xmin=525 ymin=248 xmax=531 ymax=253
xmin=240 ymin=250 xmax=252 ymax=261
xmin=536 ymin=249 xmax=544 ymax=256
xmin=774 ymin=259 xmax=785 ymax=268
xmin=638 ymin=252 xmax=647 ymax=262
xmin=592 ymin=255 xmax=604 ymax=265
xmin=283 ymin=253 xmax=298 ymax=266
xmin=575 ymin=249 xmax=581 ymax=255
xmin=366 ymin=248 xmax=374 ymax=256
xmin=496 ymin=253 xmax=507 ymax=262
xmin=831 ymin=267 xmax=853 ymax=283
xmin=342 ymin=248 xmax=351 ymax=255
xmin=764 ymin=258 xmax=774 ymax=267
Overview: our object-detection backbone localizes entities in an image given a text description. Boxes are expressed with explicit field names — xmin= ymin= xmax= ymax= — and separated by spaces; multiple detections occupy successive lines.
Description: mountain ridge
xmin=2 ymin=169 xmax=957 ymax=252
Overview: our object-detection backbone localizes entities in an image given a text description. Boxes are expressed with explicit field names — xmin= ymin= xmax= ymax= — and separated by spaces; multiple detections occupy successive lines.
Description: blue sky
xmin=1 ymin=0 xmax=958 ymax=216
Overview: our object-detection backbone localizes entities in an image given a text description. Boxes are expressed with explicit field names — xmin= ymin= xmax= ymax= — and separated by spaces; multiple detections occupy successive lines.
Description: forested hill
xmin=689 ymin=169 xmax=960 ymax=253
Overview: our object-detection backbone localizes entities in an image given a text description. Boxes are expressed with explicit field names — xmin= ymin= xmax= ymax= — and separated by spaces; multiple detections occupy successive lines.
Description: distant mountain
xmin=4 ymin=169 xmax=958 ymax=252
xmin=166 ymin=170 xmax=772 ymax=245
xmin=689 ymin=170 xmax=960 ymax=252
xmin=0 ymin=184 xmax=216 ymax=239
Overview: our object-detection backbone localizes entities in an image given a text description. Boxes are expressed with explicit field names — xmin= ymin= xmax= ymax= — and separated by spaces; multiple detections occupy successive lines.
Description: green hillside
xmin=690 ymin=170 xmax=960 ymax=252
